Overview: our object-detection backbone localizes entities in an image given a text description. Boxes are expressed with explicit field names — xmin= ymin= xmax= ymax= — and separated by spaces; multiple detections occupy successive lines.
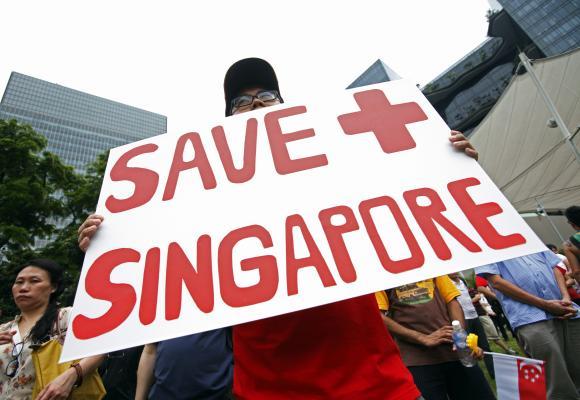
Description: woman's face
xmin=12 ymin=266 xmax=54 ymax=311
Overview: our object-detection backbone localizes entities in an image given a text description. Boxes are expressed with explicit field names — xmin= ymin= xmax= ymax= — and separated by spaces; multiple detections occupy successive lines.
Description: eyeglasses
xmin=231 ymin=90 xmax=280 ymax=113
xmin=5 ymin=341 xmax=24 ymax=378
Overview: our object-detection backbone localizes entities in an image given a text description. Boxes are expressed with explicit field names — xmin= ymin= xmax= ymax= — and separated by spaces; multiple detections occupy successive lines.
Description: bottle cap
xmin=451 ymin=320 xmax=461 ymax=328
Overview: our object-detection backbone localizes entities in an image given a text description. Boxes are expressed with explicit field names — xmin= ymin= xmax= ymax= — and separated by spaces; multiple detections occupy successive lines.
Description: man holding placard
xmin=78 ymin=57 xmax=486 ymax=399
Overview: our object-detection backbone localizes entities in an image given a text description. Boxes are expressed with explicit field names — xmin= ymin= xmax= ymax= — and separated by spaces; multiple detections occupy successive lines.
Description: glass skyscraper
xmin=498 ymin=0 xmax=580 ymax=56
xmin=419 ymin=1 xmax=579 ymax=135
xmin=350 ymin=3 xmax=579 ymax=135
xmin=0 ymin=72 xmax=167 ymax=172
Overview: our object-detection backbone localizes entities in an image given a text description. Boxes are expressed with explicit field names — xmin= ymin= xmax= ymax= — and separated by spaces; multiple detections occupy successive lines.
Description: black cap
xmin=224 ymin=57 xmax=283 ymax=116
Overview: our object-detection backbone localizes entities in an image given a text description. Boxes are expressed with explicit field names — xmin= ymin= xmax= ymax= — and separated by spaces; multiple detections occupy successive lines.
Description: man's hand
xmin=471 ymin=347 xmax=485 ymax=360
xmin=78 ymin=214 xmax=104 ymax=252
xmin=542 ymin=299 xmax=577 ymax=319
xmin=449 ymin=130 xmax=478 ymax=160
xmin=419 ymin=326 xmax=454 ymax=347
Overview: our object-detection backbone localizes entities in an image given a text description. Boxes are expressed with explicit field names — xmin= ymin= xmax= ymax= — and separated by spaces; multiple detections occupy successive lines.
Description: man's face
xmin=231 ymin=87 xmax=281 ymax=115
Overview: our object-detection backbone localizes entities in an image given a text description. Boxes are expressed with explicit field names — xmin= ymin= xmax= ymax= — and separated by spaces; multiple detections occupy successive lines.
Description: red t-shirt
xmin=233 ymin=294 xmax=420 ymax=400
xmin=475 ymin=276 xmax=489 ymax=288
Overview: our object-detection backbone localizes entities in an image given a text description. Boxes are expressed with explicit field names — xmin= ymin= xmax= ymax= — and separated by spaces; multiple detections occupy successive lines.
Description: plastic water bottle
xmin=451 ymin=320 xmax=476 ymax=367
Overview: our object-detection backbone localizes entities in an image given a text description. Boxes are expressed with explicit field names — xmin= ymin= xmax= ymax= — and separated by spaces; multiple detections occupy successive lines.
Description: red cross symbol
xmin=337 ymin=89 xmax=428 ymax=153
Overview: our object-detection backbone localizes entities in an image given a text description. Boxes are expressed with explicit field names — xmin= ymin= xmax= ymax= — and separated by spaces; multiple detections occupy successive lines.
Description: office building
xmin=0 ymin=72 xmax=167 ymax=172
xmin=351 ymin=3 xmax=579 ymax=135
xmin=422 ymin=3 xmax=579 ymax=135
xmin=498 ymin=0 xmax=580 ymax=57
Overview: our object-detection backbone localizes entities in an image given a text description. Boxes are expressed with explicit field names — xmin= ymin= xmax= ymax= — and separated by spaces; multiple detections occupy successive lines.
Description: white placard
xmin=62 ymin=80 xmax=545 ymax=361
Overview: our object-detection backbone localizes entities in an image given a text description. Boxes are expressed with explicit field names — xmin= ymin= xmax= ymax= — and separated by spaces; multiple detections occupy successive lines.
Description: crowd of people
xmin=1 ymin=58 xmax=579 ymax=400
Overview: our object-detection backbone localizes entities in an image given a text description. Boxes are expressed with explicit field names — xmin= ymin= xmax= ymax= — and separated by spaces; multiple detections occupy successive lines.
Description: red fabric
xmin=568 ymin=287 xmax=580 ymax=300
xmin=475 ymin=276 xmax=489 ymax=287
xmin=517 ymin=359 xmax=546 ymax=400
xmin=233 ymin=294 xmax=420 ymax=400
xmin=555 ymin=265 xmax=580 ymax=300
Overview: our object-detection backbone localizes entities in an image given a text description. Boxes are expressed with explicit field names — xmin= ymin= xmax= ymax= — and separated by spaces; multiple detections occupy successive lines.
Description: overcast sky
xmin=0 ymin=0 xmax=492 ymax=133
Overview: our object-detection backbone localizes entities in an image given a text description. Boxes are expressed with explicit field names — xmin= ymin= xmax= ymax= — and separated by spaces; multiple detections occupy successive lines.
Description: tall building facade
xmin=421 ymin=31 xmax=522 ymax=135
xmin=350 ymin=4 xmax=579 ymax=135
xmin=421 ymin=3 xmax=579 ymax=134
xmin=497 ymin=0 xmax=580 ymax=57
xmin=0 ymin=72 xmax=167 ymax=172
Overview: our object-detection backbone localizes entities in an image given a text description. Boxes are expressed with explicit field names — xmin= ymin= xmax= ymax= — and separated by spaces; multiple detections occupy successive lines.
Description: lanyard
xmin=12 ymin=320 xmax=24 ymax=355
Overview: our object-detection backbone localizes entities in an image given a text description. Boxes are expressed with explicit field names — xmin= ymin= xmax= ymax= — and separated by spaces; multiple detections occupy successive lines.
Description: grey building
xmin=347 ymin=37 xmax=520 ymax=135
xmin=421 ymin=33 xmax=521 ymax=135
xmin=498 ymin=0 xmax=580 ymax=57
xmin=0 ymin=72 xmax=167 ymax=172
xmin=347 ymin=59 xmax=401 ymax=88
xmin=350 ymin=2 xmax=579 ymax=135
xmin=421 ymin=2 xmax=579 ymax=134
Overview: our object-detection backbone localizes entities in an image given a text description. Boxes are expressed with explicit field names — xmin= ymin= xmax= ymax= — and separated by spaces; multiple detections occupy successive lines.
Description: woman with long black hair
xmin=0 ymin=259 xmax=104 ymax=399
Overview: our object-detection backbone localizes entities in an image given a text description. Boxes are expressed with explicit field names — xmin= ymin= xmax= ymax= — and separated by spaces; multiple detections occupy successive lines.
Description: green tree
xmin=39 ymin=151 xmax=109 ymax=306
xmin=0 ymin=119 xmax=108 ymax=320
xmin=0 ymin=119 xmax=77 ymax=253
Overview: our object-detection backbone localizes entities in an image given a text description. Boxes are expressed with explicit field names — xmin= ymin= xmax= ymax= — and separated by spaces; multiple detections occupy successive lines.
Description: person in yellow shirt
xmin=376 ymin=276 xmax=493 ymax=400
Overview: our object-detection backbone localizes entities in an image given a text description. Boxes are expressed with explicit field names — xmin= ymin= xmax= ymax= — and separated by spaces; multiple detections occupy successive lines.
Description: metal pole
xmin=535 ymin=198 xmax=565 ymax=243
xmin=518 ymin=52 xmax=580 ymax=165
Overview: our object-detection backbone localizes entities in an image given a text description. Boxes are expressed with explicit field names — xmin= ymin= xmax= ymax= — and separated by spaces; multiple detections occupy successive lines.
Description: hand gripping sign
xmin=61 ymin=80 xmax=544 ymax=361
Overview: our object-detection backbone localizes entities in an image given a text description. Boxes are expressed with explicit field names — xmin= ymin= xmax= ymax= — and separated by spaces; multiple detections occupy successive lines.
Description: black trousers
xmin=466 ymin=317 xmax=495 ymax=380
xmin=408 ymin=361 xmax=496 ymax=400
xmin=490 ymin=298 xmax=514 ymax=339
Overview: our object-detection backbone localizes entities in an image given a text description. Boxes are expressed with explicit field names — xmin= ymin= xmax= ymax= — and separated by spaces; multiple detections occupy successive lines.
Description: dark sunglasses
xmin=5 ymin=341 xmax=24 ymax=378
xmin=231 ymin=90 xmax=280 ymax=112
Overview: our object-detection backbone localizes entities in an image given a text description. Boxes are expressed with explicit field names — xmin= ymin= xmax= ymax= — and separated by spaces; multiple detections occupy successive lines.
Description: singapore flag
xmin=492 ymin=353 xmax=546 ymax=400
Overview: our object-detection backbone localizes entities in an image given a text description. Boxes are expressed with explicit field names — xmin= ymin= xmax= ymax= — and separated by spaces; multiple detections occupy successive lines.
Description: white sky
xmin=0 ymin=0 xmax=491 ymax=133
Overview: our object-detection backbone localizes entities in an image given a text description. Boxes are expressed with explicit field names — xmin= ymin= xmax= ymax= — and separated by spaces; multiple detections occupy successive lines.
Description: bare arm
xmin=446 ymin=298 xmax=465 ymax=328
xmin=78 ymin=354 xmax=106 ymax=379
xmin=564 ymin=245 xmax=580 ymax=281
xmin=486 ymin=274 xmax=576 ymax=317
xmin=562 ymin=256 xmax=570 ymax=270
xmin=380 ymin=313 xmax=453 ymax=347
xmin=477 ymin=285 xmax=497 ymax=300
xmin=471 ymin=293 xmax=481 ymax=303
xmin=36 ymin=355 xmax=105 ymax=400
xmin=136 ymin=344 xmax=157 ymax=400
xmin=564 ymin=271 xmax=576 ymax=288
xmin=553 ymin=267 xmax=571 ymax=302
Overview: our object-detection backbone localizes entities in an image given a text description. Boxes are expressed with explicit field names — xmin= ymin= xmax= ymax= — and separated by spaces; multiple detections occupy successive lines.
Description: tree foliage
xmin=0 ymin=119 xmax=108 ymax=321
xmin=0 ymin=119 xmax=77 ymax=252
